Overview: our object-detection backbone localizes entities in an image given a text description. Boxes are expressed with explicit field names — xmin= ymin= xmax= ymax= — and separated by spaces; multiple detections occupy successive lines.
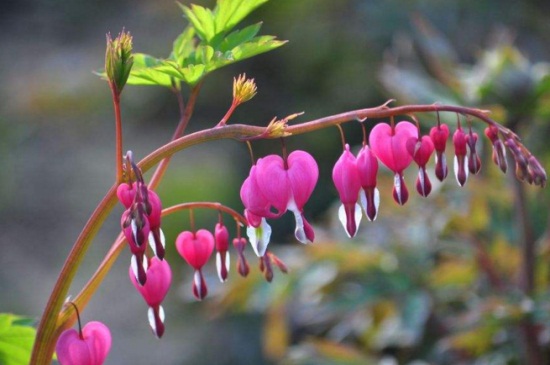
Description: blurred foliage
xmin=0 ymin=314 xmax=36 ymax=365
xmin=209 ymin=7 xmax=550 ymax=365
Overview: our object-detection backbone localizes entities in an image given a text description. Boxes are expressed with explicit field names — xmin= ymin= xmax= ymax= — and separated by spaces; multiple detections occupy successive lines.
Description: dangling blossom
xmin=370 ymin=121 xmax=417 ymax=205
xmin=332 ymin=144 xmax=362 ymax=237
xmin=56 ymin=321 xmax=111 ymax=365
xmin=453 ymin=125 xmax=469 ymax=186
xmin=214 ymin=222 xmax=230 ymax=282
xmin=240 ymin=150 xmax=318 ymax=254
xmin=117 ymin=182 xmax=166 ymax=260
xmin=466 ymin=128 xmax=482 ymax=175
xmin=233 ymin=237 xmax=250 ymax=277
xmin=129 ymin=257 xmax=172 ymax=338
xmin=356 ymin=145 xmax=380 ymax=221
xmin=176 ymin=229 xmax=214 ymax=300
xmin=407 ymin=132 xmax=435 ymax=197
xmin=429 ymin=123 xmax=450 ymax=181
xmin=484 ymin=125 xmax=508 ymax=173
xmin=121 ymin=200 xmax=150 ymax=286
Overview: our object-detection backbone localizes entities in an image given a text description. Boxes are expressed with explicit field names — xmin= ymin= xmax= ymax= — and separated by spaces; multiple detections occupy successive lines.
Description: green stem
xmin=30 ymin=103 xmax=527 ymax=364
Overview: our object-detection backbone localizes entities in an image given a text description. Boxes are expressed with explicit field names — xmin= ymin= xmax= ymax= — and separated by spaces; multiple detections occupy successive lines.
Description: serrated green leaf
xmin=126 ymin=53 xmax=175 ymax=87
xmin=180 ymin=3 xmax=216 ymax=42
xmin=214 ymin=0 xmax=268 ymax=35
xmin=231 ymin=36 xmax=287 ymax=62
xmin=197 ymin=45 xmax=215 ymax=64
xmin=220 ymin=22 xmax=262 ymax=53
xmin=171 ymin=26 xmax=196 ymax=65
xmin=0 ymin=313 xmax=36 ymax=365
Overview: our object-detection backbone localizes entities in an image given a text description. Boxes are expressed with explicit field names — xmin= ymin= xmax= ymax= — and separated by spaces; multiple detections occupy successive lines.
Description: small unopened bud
xmin=505 ymin=139 xmax=530 ymax=182
xmin=233 ymin=73 xmax=257 ymax=105
xmin=105 ymin=29 xmax=133 ymax=95
xmin=485 ymin=126 xmax=507 ymax=173
xmin=233 ymin=238 xmax=249 ymax=277
xmin=527 ymin=156 xmax=547 ymax=187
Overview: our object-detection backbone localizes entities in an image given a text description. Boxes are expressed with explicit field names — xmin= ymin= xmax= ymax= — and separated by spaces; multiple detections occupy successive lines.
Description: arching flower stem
xmin=31 ymin=102 xmax=540 ymax=365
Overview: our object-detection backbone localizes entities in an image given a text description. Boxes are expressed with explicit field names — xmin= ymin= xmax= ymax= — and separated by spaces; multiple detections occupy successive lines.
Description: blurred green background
xmin=1 ymin=0 xmax=550 ymax=364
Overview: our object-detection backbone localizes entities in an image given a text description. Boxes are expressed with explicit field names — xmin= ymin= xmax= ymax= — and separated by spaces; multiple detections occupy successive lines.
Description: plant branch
xmin=30 ymin=102 xmax=541 ymax=364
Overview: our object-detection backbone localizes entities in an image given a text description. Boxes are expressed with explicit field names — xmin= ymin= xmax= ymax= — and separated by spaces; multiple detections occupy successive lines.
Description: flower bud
xmin=105 ymin=29 xmax=133 ymax=96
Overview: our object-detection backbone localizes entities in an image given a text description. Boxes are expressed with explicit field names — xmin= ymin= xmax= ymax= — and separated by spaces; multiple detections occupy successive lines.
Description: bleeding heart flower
xmin=369 ymin=121 xmax=417 ymax=205
xmin=453 ymin=126 xmax=469 ymax=186
xmin=56 ymin=321 xmax=111 ymax=365
xmin=240 ymin=150 xmax=318 ymax=248
xmin=466 ymin=129 xmax=481 ymax=175
xmin=429 ymin=123 xmax=450 ymax=181
xmin=407 ymin=135 xmax=435 ymax=197
xmin=214 ymin=223 xmax=230 ymax=282
xmin=332 ymin=144 xmax=362 ymax=237
xmin=176 ymin=229 xmax=214 ymax=300
xmin=356 ymin=145 xmax=380 ymax=221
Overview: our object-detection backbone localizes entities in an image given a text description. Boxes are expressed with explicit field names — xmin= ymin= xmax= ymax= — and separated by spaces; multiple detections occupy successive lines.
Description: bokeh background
xmin=1 ymin=0 xmax=550 ymax=364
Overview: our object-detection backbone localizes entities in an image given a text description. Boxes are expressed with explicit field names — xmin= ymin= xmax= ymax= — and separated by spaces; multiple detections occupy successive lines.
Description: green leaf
xmin=126 ymin=53 xmax=175 ymax=88
xmin=230 ymin=36 xmax=287 ymax=62
xmin=0 ymin=313 xmax=37 ymax=365
xmin=171 ymin=26 xmax=196 ymax=65
xmin=214 ymin=0 xmax=268 ymax=35
xmin=220 ymin=22 xmax=262 ymax=53
xmin=179 ymin=3 xmax=216 ymax=42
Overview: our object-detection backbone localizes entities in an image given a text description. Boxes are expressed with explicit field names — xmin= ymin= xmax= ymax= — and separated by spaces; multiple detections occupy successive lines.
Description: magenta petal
xmin=255 ymin=155 xmax=291 ymax=215
xmin=116 ymin=183 xmax=135 ymax=208
xmin=287 ymin=150 xmax=319 ymax=209
xmin=240 ymin=166 xmax=279 ymax=218
xmin=82 ymin=322 xmax=111 ymax=365
xmin=176 ymin=230 xmax=214 ymax=270
xmin=370 ymin=121 xmax=416 ymax=173
xmin=56 ymin=329 xmax=92 ymax=365
xmin=332 ymin=145 xmax=361 ymax=204
xmin=356 ymin=145 xmax=378 ymax=189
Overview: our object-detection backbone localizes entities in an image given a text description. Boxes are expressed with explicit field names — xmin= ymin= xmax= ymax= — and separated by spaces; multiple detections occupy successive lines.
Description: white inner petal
xmin=373 ymin=188 xmax=380 ymax=221
xmin=337 ymin=203 xmax=362 ymax=238
xmin=159 ymin=229 xmax=166 ymax=248
xmin=131 ymin=219 xmax=138 ymax=244
xmin=130 ymin=255 xmax=139 ymax=283
xmin=216 ymin=252 xmax=225 ymax=282
xmin=147 ymin=307 xmax=156 ymax=334
xmin=246 ymin=218 xmax=271 ymax=257
xmin=359 ymin=189 xmax=367 ymax=216
xmin=393 ymin=173 xmax=403 ymax=205
xmin=148 ymin=231 xmax=157 ymax=256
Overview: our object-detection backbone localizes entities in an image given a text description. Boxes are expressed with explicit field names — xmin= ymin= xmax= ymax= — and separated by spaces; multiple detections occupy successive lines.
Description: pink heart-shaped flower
xmin=176 ymin=229 xmax=214 ymax=270
xmin=56 ymin=321 xmax=111 ymax=365
xmin=369 ymin=121 xmax=417 ymax=173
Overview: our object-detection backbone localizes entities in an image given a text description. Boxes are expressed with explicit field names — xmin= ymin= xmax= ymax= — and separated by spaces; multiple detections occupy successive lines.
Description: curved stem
xmin=30 ymin=102 xmax=527 ymax=364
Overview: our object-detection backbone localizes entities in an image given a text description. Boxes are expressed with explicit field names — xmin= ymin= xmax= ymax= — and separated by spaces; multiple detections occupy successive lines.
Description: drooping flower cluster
xmin=331 ymin=118 xmax=546 ymax=237
xmin=117 ymin=152 xmax=171 ymax=338
xmin=240 ymin=150 xmax=319 ymax=256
